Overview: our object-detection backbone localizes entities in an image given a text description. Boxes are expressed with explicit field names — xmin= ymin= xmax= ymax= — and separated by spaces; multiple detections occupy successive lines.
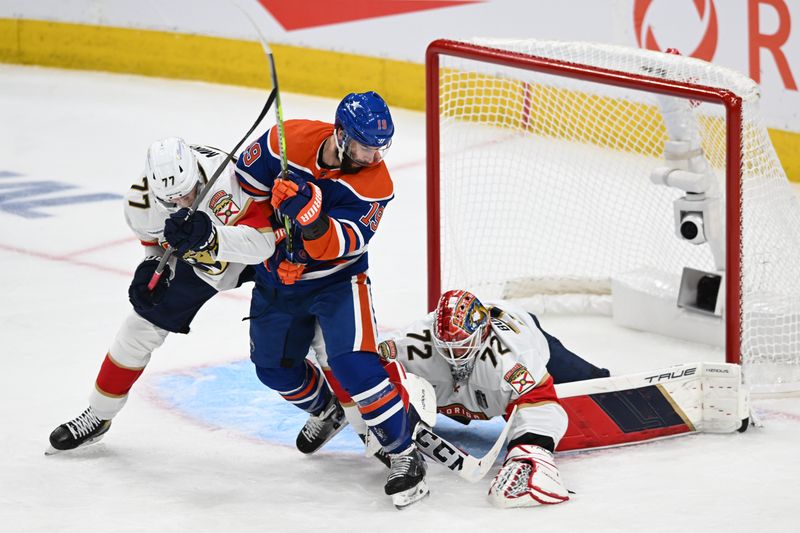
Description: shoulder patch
xmin=503 ymin=363 xmax=536 ymax=395
xmin=208 ymin=190 xmax=241 ymax=225
xmin=377 ymin=339 xmax=398 ymax=361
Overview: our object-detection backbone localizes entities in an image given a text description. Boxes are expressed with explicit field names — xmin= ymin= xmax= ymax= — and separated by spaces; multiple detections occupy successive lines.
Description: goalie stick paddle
xmin=146 ymin=88 xmax=276 ymax=291
xmin=414 ymin=406 xmax=518 ymax=483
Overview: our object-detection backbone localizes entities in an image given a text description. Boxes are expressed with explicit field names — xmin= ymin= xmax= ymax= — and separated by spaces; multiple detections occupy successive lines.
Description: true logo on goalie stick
xmin=643 ymin=366 xmax=697 ymax=383
xmin=503 ymin=363 xmax=536 ymax=395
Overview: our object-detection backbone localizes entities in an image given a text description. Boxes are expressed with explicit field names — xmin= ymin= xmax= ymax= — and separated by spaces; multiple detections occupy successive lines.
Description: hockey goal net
xmin=426 ymin=38 xmax=800 ymax=394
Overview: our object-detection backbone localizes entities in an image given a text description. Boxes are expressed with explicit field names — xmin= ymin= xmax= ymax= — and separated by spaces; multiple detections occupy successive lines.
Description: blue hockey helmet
xmin=334 ymin=91 xmax=394 ymax=167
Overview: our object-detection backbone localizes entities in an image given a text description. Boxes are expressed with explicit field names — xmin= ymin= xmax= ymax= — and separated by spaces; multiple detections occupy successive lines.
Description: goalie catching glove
xmin=488 ymin=444 xmax=569 ymax=508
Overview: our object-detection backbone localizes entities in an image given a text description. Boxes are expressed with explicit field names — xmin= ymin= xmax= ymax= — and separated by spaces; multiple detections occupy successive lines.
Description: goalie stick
xmin=414 ymin=406 xmax=518 ymax=483
xmin=146 ymin=88 xmax=276 ymax=290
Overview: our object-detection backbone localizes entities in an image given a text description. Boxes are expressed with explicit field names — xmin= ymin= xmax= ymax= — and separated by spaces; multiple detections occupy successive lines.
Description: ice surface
xmin=1 ymin=64 xmax=798 ymax=532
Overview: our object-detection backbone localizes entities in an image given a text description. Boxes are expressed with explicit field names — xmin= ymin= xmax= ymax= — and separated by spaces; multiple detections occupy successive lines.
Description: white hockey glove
xmin=488 ymin=444 xmax=569 ymax=508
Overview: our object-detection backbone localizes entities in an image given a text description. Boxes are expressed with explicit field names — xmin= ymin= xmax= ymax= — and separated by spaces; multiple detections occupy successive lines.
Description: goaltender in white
xmin=377 ymin=289 xmax=571 ymax=508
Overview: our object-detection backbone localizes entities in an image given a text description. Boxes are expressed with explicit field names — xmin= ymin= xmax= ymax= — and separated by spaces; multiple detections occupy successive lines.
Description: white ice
xmin=1 ymin=64 xmax=799 ymax=533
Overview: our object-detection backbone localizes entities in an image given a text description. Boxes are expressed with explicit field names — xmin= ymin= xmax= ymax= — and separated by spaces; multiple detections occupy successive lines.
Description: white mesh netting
xmin=432 ymin=38 xmax=800 ymax=393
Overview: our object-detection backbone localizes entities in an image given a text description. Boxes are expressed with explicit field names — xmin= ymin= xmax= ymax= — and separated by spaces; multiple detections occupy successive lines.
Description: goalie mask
xmin=334 ymin=91 xmax=394 ymax=168
xmin=433 ymin=290 xmax=490 ymax=382
xmin=145 ymin=137 xmax=201 ymax=206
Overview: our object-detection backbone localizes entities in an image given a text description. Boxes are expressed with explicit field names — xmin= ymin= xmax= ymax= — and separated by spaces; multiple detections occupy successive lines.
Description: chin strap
xmin=333 ymin=130 xmax=346 ymax=163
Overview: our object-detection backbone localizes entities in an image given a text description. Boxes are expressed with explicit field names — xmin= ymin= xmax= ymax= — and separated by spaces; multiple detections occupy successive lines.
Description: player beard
xmin=340 ymin=153 xmax=365 ymax=174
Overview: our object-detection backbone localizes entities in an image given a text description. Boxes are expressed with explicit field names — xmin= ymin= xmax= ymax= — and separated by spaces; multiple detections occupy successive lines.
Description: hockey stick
xmin=228 ymin=0 xmax=295 ymax=255
xmin=414 ymin=406 xmax=518 ymax=483
xmin=146 ymin=88 xmax=276 ymax=290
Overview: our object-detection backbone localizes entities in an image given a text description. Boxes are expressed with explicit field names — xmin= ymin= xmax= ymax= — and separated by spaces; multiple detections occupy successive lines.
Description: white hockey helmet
xmin=144 ymin=137 xmax=201 ymax=203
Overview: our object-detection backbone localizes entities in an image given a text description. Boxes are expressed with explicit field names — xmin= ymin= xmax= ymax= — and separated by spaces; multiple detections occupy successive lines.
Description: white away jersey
xmin=379 ymin=301 xmax=568 ymax=443
xmin=125 ymin=144 xmax=275 ymax=291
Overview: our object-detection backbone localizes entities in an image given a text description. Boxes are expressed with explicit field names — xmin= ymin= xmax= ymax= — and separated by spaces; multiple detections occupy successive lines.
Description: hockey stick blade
xmin=147 ymin=88 xmax=276 ymax=290
xmin=414 ymin=406 xmax=518 ymax=483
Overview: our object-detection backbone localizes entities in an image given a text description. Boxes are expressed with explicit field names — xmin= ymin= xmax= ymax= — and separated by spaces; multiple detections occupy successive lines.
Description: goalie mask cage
xmin=426 ymin=38 xmax=800 ymax=394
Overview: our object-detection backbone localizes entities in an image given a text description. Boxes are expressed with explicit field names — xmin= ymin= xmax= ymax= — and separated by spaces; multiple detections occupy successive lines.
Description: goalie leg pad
xmin=488 ymin=445 xmax=569 ymax=508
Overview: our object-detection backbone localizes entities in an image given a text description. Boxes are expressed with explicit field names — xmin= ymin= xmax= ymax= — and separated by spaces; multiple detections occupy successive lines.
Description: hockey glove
xmin=488 ymin=444 xmax=569 ymax=508
xmin=128 ymin=258 xmax=172 ymax=312
xmin=163 ymin=208 xmax=217 ymax=254
xmin=268 ymin=230 xmax=309 ymax=285
xmin=277 ymin=260 xmax=305 ymax=285
xmin=270 ymin=173 xmax=323 ymax=227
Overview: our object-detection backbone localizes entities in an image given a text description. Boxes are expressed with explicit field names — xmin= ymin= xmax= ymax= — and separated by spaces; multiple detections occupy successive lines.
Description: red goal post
xmin=425 ymin=38 xmax=800 ymax=394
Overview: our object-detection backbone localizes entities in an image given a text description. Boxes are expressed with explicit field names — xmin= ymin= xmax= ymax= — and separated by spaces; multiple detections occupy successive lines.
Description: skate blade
xmin=44 ymin=446 xmax=62 ymax=456
xmin=44 ymin=434 xmax=107 ymax=456
xmin=392 ymin=480 xmax=430 ymax=510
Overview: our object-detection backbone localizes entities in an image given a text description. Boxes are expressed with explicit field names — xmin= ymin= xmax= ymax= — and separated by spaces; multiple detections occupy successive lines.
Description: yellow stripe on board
xmin=0 ymin=18 xmax=424 ymax=110
xmin=769 ymin=128 xmax=800 ymax=182
xmin=0 ymin=17 xmax=797 ymax=182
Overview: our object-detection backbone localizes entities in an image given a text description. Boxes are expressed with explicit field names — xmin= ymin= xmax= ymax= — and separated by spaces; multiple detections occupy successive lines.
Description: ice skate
xmin=359 ymin=432 xmax=391 ymax=468
xmin=296 ymin=396 xmax=348 ymax=454
xmin=385 ymin=445 xmax=429 ymax=510
xmin=46 ymin=407 xmax=111 ymax=455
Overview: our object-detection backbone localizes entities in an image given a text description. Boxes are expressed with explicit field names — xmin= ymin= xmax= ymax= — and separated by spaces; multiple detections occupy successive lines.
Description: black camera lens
xmin=680 ymin=220 xmax=698 ymax=240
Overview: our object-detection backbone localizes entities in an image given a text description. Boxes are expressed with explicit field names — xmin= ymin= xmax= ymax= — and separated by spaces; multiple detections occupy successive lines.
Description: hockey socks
xmin=329 ymin=351 xmax=413 ymax=454
xmin=256 ymin=360 xmax=331 ymax=414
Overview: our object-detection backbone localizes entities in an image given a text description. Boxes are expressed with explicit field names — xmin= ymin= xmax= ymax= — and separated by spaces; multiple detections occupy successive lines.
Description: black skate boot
xmin=296 ymin=396 xmax=348 ymax=454
xmin=385 ymin=445 xmax=429 ymax=510
xmin=358 ymin=433 xmax=392 ymax=468
xmin=47 ymin=407 xmax=111 ymax=455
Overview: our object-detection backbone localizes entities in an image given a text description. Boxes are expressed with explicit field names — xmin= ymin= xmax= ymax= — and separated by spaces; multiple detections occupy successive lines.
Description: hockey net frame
xmin=425 ymin=38 xmax=800 ymax=394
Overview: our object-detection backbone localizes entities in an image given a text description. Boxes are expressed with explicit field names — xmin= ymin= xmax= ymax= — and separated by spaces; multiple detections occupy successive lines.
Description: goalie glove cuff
xmin=507 ymin=432 xmax=556 ymax=453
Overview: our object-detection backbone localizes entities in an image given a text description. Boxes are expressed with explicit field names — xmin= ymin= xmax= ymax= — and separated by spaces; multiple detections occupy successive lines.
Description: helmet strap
xmin=333 ymin=129 xmax=346 ymax=163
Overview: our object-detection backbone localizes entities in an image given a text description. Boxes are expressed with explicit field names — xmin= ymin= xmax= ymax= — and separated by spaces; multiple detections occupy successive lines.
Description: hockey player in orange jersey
xmin=235 ymin=92 xmax=428 ymax=509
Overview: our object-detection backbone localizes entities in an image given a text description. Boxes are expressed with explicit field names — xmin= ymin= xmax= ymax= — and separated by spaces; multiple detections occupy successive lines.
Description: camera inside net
xmin=678 ymin=211 xmax=706 ymax=244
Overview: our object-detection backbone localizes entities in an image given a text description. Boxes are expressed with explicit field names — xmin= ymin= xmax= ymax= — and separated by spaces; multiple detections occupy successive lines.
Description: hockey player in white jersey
xmin=376 ymin=289 xmax=582 ymax=508
xmin=47 ymin=137 xmax=275 ymax=453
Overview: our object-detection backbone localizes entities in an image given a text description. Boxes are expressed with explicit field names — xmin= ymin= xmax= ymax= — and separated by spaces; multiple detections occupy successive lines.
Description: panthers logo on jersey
xmin=504 ymin=363 xmax=537 ymax=395
xmin=209 ymin=190 xmax=240 ymax=225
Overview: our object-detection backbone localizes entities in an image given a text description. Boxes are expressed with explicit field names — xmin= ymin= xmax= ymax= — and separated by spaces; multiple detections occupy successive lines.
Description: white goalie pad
xmin=403 ymin=372 xmax=438 ymax=429
xmin=363 ymin=368 xmax=438 ymax=459
xmin=555 ymin=362 xmax=750 ymax=451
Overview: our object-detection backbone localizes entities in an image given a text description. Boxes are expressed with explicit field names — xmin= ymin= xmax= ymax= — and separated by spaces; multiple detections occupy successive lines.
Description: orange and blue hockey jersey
xmin=235 ymin=119 xmax=394 ymax=288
